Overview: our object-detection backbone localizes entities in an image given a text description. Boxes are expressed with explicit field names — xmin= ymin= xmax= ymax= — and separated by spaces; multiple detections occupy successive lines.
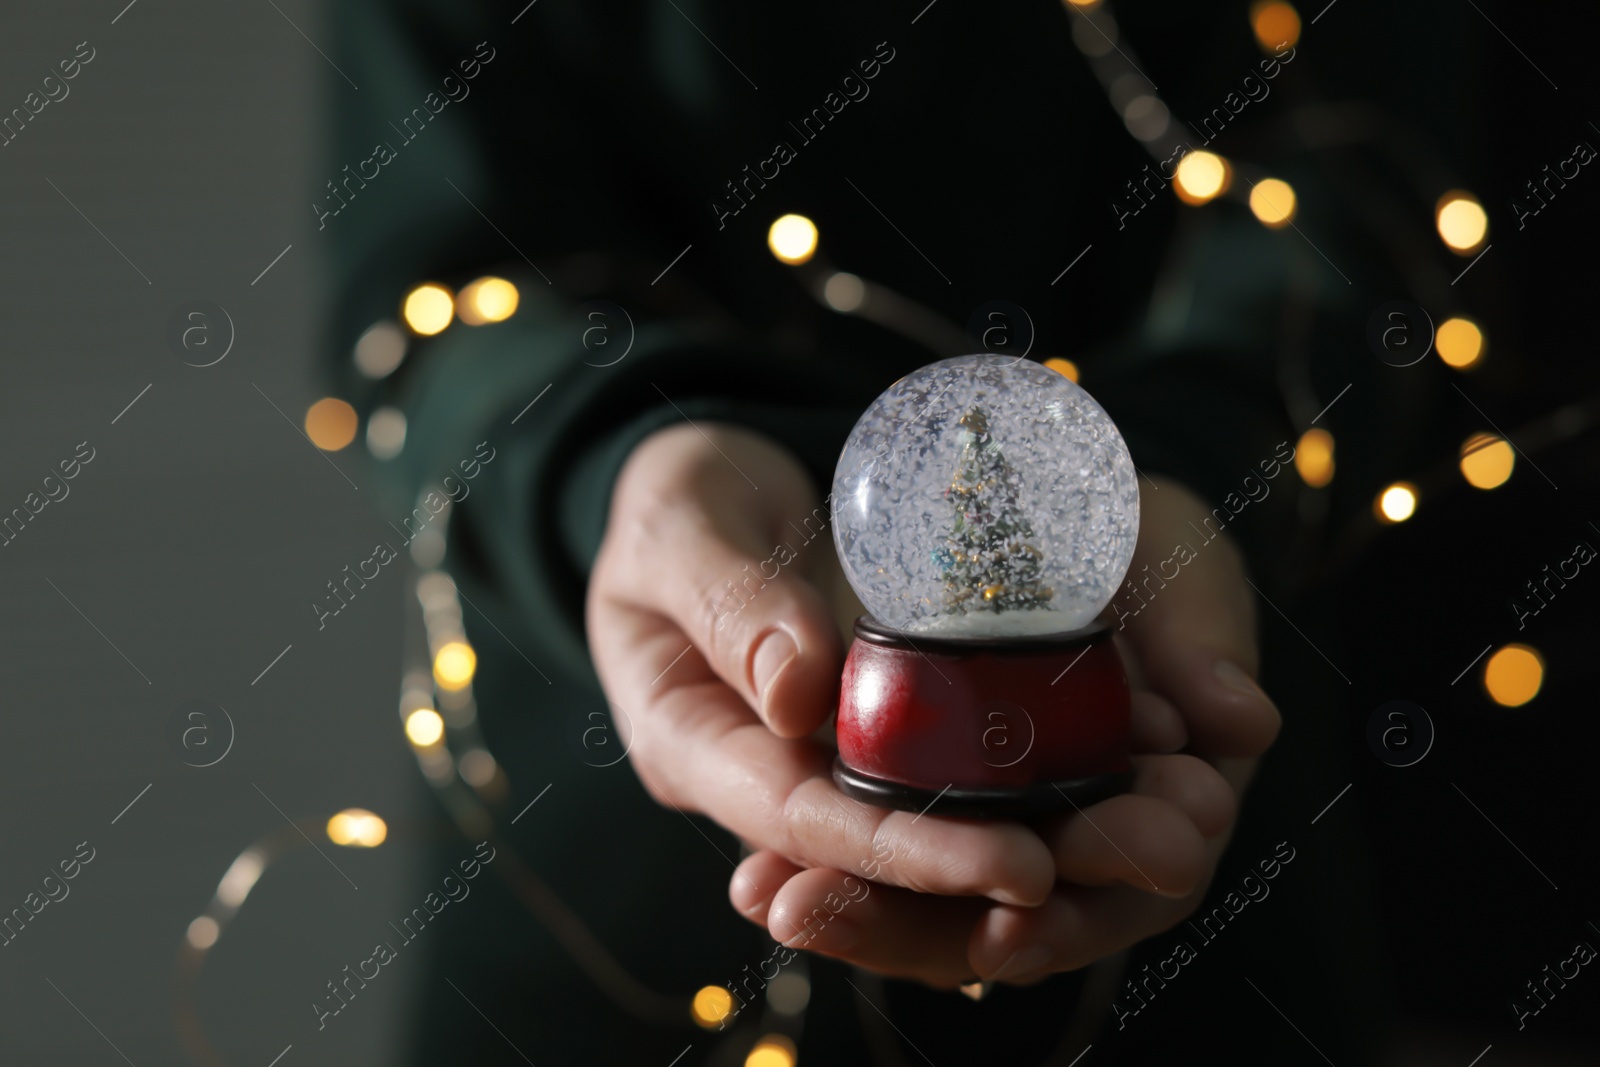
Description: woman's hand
xmin=587 ymin=422 xmax=1060 ymax=907
xmin=588 ymin=423 xmax=1281 ymax=987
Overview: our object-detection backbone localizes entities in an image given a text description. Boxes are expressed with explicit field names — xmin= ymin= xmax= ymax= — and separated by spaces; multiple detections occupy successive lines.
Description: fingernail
xmin=752 ymin=629 xmax=798 ymax=711
xmin=730 ymin=875 xmax=771 ymax=918
xmin=1214 ymin=660 xmax=1267 ymax=702
xmin=987 ymin=944 xmax=1051 ymax=983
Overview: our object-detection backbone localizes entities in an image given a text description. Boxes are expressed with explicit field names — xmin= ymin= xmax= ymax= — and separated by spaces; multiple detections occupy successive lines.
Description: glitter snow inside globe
xmin=830 ymin=355 xmax=1141 ymax=818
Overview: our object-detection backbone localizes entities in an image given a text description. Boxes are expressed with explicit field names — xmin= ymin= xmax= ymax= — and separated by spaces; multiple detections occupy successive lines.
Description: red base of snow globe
xmin=833 ymin=616 xmax=1133 ymax=819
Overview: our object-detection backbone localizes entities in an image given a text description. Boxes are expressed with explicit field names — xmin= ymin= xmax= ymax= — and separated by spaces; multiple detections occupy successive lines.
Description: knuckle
xmin=622 ymin=488 xmax=678 ymax=554
xmin=697 ymin=578 xmax=742 ymax=670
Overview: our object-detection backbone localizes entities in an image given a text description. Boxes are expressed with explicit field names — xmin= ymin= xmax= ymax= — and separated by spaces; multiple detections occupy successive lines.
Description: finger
xmin=729 ymin=851 xmax=806 ymax=922
xmin=1042 ymin=793 xmax=1207 ymax=898
xmin=1147 ymin=639 xmax=1281 ymax=758
xmin=604 ymin=430 xmax=843 ymax=739
xmin=590 ymin=600 xmax=1057 ymax=905
xmin=1120 ymin=491 xmax=1280 ymax=758
xmin=1126 ymin=753 xmax=1236 ymax=839
xmin=1034 ymin=755 xmax=1235 ymax=896
xmin=765 ymin=865 xmax=989 ymax=987
xmin=970 ymin=885 xmax=1184 ymax=983
xmin=1129 ymin=689 xmax=1187 ymax=754
xmin=584 ymin=593 xmax=720 ymax=790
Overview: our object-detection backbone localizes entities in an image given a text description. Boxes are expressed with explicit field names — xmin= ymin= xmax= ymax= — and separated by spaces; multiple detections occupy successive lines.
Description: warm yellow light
xmin=1436 ymin=317 xmax=1485 ymax=368
xmin=1250 ymin=1 xmax=1301 ymax=50
xmin=457 ymin=277 xmax=519 ymax=325
xmin=1043 ymin=357 xmax=1080 ymax=382
xmin=1067 ymin=0 xmax=1100 ymax=7
xmin=1174 ymin=152 xmax=1230 ymax=205
xmin=1459 ymin=432 xmax=1515 ymax=490
xmin=305 ymin=397 xmax=358 ymax=451
xmin=1294 ymin=428 xmax=1334 ymax=488
xmin=1376 ymin=482 xmax=1417 ymax=523
xmin=1436 ymin=192 xmax=1488 ymax=253
xmin=1484 ymin=644 xmax=1543 ymax=707
xmin=186 ymin=916 xmax=220 ymax=950
xmin=691 ymin=985 xmax=734 ymax=1028
xmin=768 ymin=214 xmax=819 ymax=265
xmin=745 ymin=1036 xmax=797 ymax=1067
xmin=1249 ymin=178 xmax=1297 ymax=228
xmin=433 ymin=641 xmax=477 ymax=691
xmin=402 ymin=284 xmax=455 ymax=335
xmin=326 ymin=808 xmax=388 ymax=848
xmin=405 ymin=708 xmax=445 ymax=747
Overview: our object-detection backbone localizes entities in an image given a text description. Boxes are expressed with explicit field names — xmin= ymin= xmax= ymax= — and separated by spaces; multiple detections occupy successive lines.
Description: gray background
xmin=0 ymin=2 xmax=418 ymax=1063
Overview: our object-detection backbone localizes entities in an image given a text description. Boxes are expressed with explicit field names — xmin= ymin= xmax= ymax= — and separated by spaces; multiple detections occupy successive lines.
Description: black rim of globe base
xmin=832 ymin=758 xmax=1134 ymax=819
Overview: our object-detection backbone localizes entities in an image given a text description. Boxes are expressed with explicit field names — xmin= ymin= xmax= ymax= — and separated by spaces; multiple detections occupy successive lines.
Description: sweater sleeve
xmin=322 ymin=0 xmax=1393 ymax=676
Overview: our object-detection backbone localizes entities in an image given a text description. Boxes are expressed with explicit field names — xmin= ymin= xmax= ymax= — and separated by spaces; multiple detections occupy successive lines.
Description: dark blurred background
xmin=0 ymin=1 xmax=1595 ymax=1065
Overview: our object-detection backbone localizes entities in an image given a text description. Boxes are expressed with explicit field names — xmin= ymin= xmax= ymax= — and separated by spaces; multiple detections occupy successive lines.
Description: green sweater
xmin=322 ymin=2 xmax=1397 ymax=1062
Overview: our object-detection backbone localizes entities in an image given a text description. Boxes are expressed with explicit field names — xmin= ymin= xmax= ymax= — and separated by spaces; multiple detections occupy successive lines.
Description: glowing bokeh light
xmin=745 ymin=1035 xmax=798 ymax=1067
xmin=1250 ymin=1 xmax=1301 ymax=50
xmin=402 ymin=284 xmax=455 ymax=335
xmin=768 ymin=214 xmax=819 ymax=264
xmin=457 ymin=277 xmax=520 ymax=325
xmin=405 ymin=708 xmax=445 ymax=747
xmin=216 ymin=850 xmax=265 ymax=908
xmin=353 ymin=321 xmax=407 ymax=378
xmin=326 ymin=808 xmax=388 ymax=848
xmin=1043 ymin=357 xmax=1080 ymax=382
xmin=1436 ymin=317 xmax=1484 ymax=368
xmin=1436 ymin=192 xmax=1488 ymax=253
xmin=433 ymin=641 xmax=477 ymax=691
xmin=1376 ymin=482 xmax=1417 ymax=523
xmin=766 ymin=971 xmax=811 ymax=1015
xmin=1294 ymin=428 xmax=1334 ymax=487
xmin=823 ymin=272 xmax=865 ymax=312
xmin=1484 ymin=644 xmax=1543 ymax=707
xmin=1174 ymin=152 xmax=1230 ymax=204
xmin=305 ymin=397 xmax=358 ymax=451
xmin=1122 ymin=95 xmax=1170 ymax=142
xmin=1459 ymin=432 xmax=1514 ymax=489
xmin=458 ymin=748 xmax=497 ymax=788
xmin=691 ymin=985 xmax=734 ymax=1028
xmin=1249 ymin=178 xmax=1297 ymax=228
xmin=186 ymin=916 xmax=220 ymax=950
xmin=367 ymin=406 xmax=407 ymax=460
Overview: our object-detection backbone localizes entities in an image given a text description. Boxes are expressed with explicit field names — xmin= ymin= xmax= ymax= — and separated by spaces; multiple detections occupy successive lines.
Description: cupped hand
xmin=587 ymin=422 xmax=1061 ymax=909
xmin=716 ymin=466 xmax=1283 ymax=987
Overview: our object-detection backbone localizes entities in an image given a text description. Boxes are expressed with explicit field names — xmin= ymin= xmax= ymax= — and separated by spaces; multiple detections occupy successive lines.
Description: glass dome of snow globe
xmin=831 ymin=355 xmax=1140 ymax=639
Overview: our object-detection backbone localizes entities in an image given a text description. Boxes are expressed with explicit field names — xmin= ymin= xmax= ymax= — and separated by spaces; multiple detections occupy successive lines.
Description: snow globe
xmin=831 ymin=355 xmax=1140 ymax=817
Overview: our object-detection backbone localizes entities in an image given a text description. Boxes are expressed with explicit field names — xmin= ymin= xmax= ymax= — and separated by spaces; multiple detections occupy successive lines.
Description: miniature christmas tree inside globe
xmin=832 ymin=355 xmax=1140 ymax=638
